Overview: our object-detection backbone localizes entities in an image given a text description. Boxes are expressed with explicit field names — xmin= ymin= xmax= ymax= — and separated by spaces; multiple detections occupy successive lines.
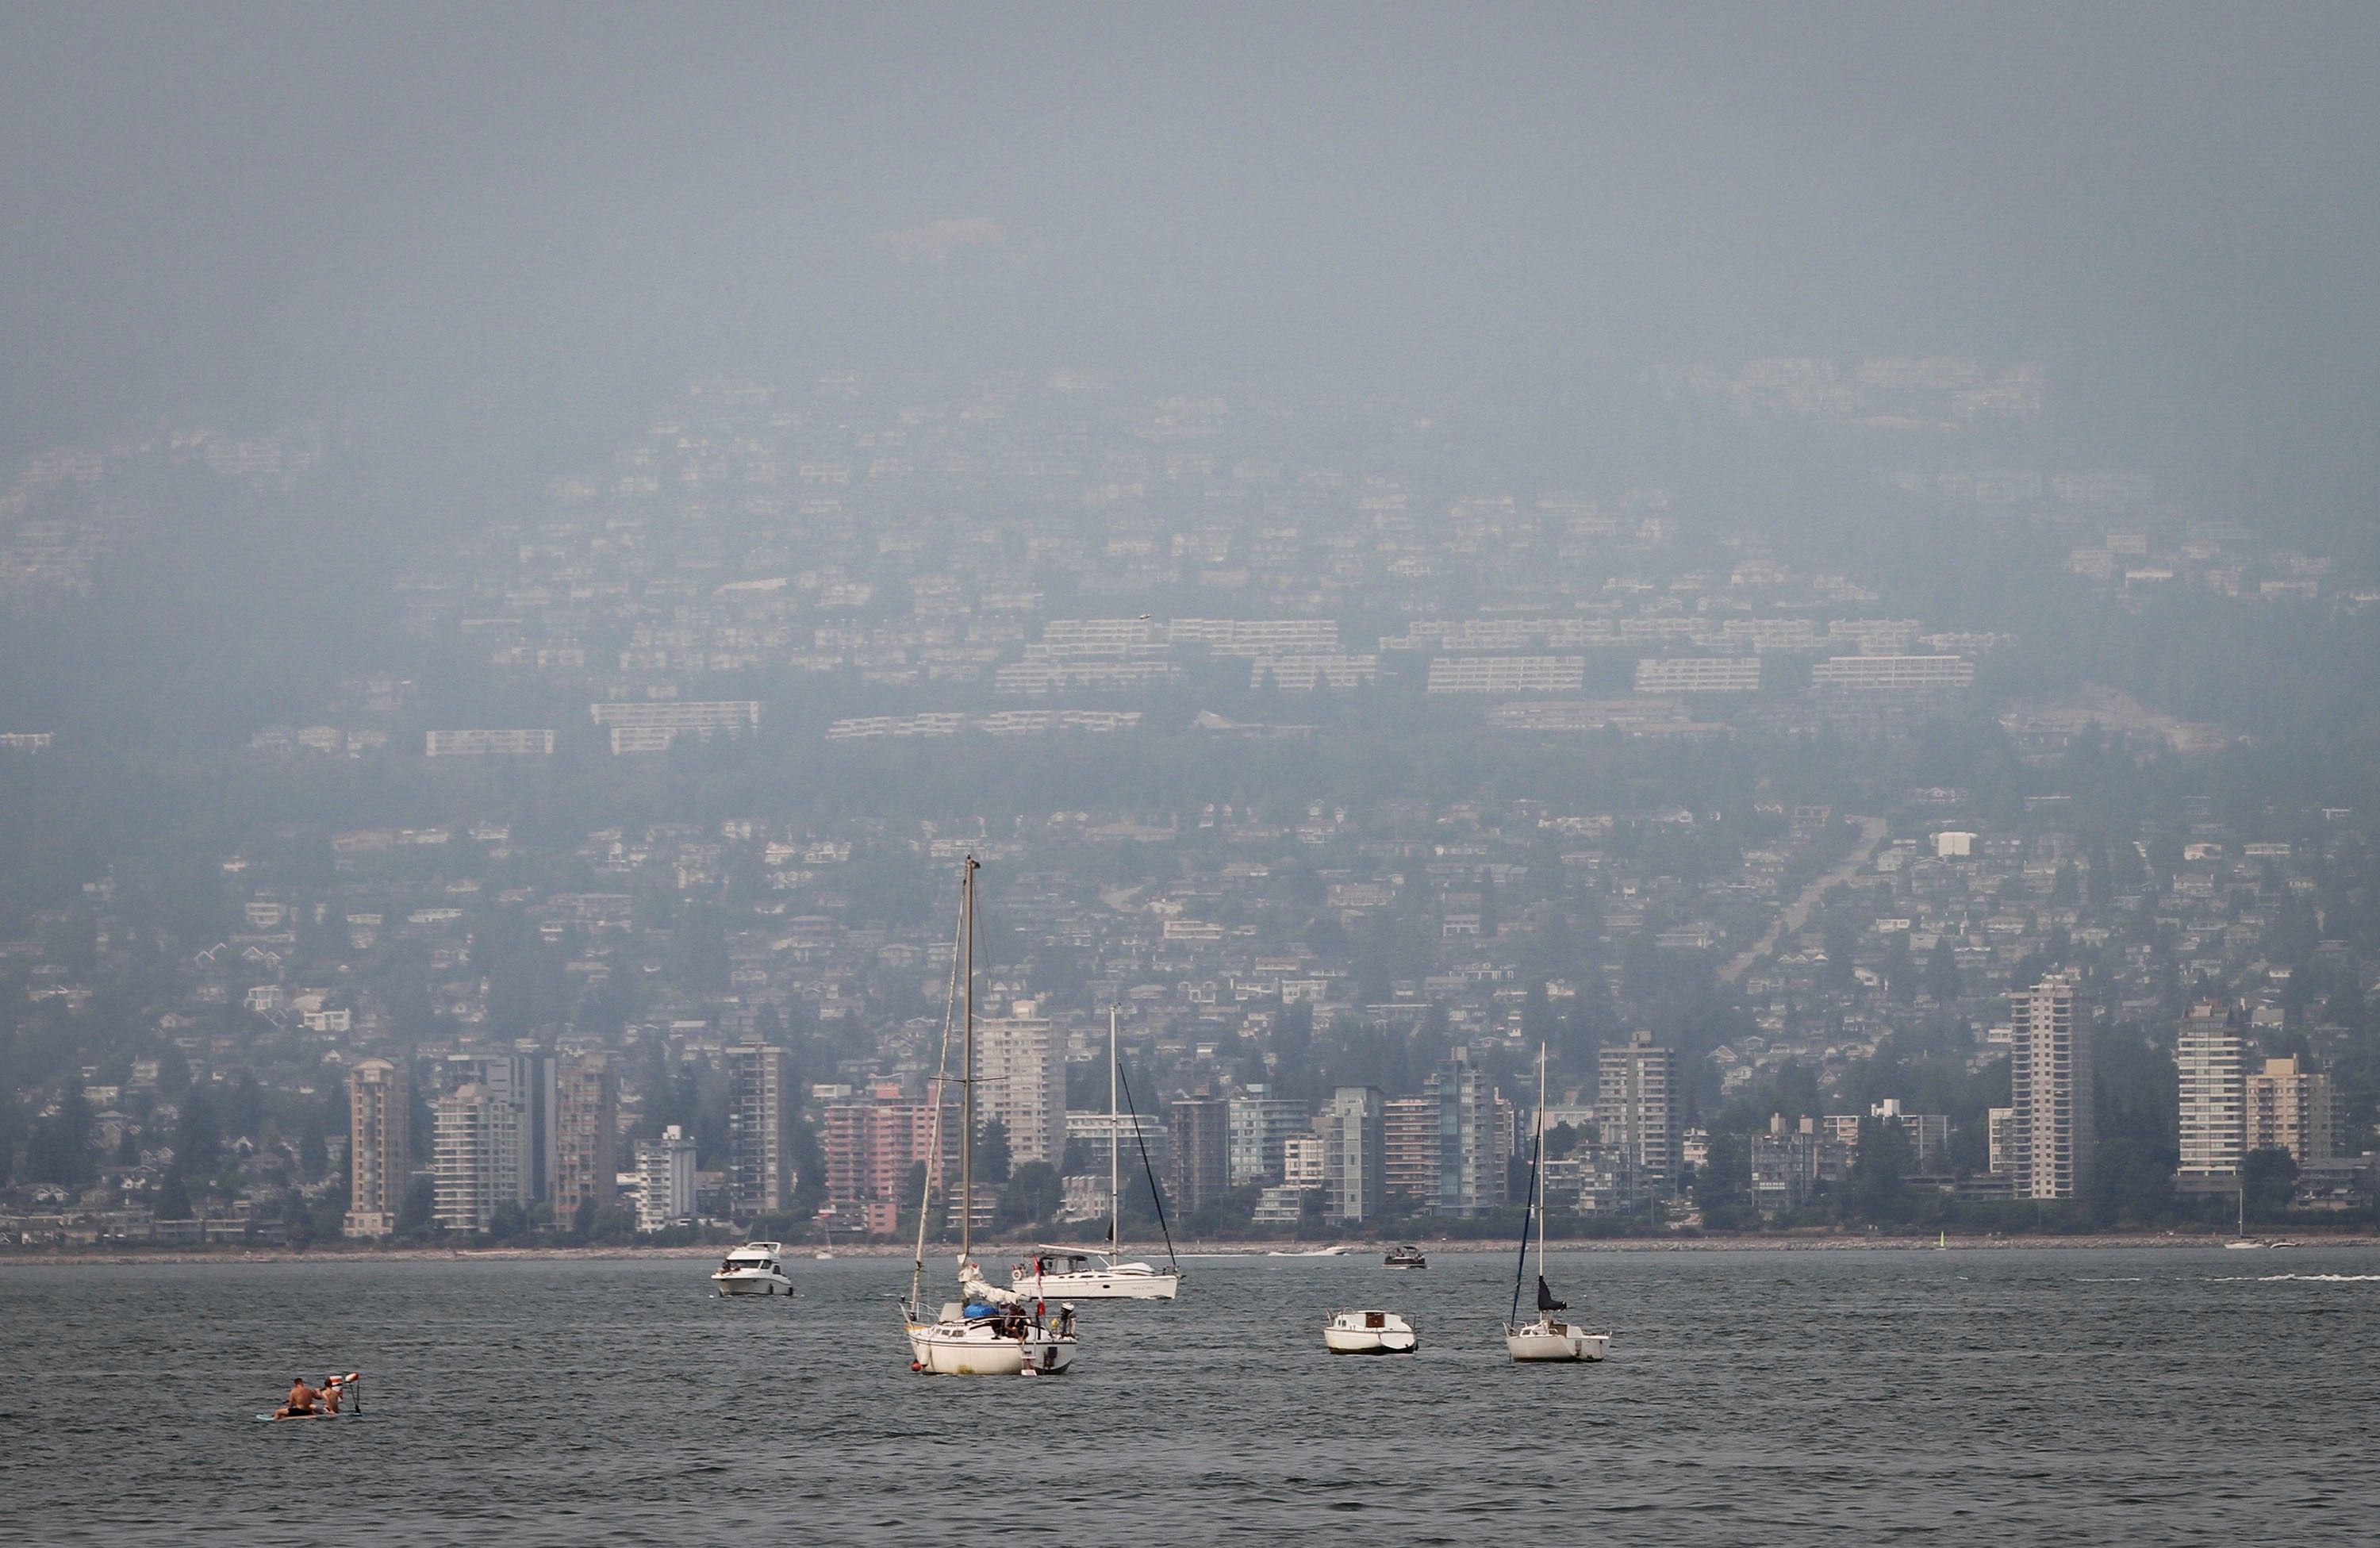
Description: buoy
xmin=909 ymin=1361 xmax=923 ymax=1373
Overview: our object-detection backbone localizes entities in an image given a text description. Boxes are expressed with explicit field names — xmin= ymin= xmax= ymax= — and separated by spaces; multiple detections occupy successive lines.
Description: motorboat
xmin=1501 ymin=1043 xmax=1611 ymax=1364
xmin=711 ymin=1242 xmax=793 ymax=1296
xmin=1266 ymin=1245 xmax=1351 ymax=1258
xmin=1324 ymin=1308 xmax=1418 ymax=1354
xmin=900 ymin=856 xmax=1080 ymax=1377
xmin=1009 ymin=1007 xmax=1182 ymax=1301
xmin=1014 ymin=1246 xmax=1178 ymax=1300
xmin=1384 ymin=1243 xmax=1429 ymax=1270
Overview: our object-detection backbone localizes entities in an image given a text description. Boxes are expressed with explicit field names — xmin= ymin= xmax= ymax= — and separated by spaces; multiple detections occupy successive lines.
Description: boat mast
xmin=1109 ymin=1003 xmax=1122 ymax=1256
xmin=1534 ymin=1042 xmax=1549 ymax=1291
xmin=910 ymin=863 xmax=969 ymax=1314
xmin=961 ymin=855 xmax=976 ymax=1270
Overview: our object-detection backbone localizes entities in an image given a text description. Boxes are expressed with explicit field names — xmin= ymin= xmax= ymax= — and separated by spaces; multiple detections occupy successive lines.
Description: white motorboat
xmin=900 ymin=856 xmax=1080 ymax=1377
xmin=1011 ymin=1006 xmax=1183 ymax=1301
xmin=1267 ymin=1245 xmax=1351 ymax=1258
xmin=1325 ymin=1308 xmax=1418 ymax=1354
xmin=1502 ymin=1043 xmax=1611 ymax=1364
xmin=711 ymin=1242 xmax=793 ymax=1296
xmin=1384 ymin=1243 xmax=1429 ymax=1269
xmin=1014 ymin=1246 xmax=1179 ymax=1300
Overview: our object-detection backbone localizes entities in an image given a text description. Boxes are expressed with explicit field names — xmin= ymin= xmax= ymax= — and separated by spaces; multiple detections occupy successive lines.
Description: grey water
xmin=2 ymin=1247 xmax=2375 ymax=1544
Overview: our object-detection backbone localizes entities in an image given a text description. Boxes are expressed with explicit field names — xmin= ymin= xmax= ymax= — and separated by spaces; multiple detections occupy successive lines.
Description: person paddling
xmin=273 ymin=1377 xmax=322 ymax=1419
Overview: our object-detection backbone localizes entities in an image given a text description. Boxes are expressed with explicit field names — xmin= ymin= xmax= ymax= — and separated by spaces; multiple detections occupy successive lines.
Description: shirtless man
xmin=274 ymin=1377 xmax=322 ymax=1418
xmin=319 ymin=1377 xmax=342 ymax=1415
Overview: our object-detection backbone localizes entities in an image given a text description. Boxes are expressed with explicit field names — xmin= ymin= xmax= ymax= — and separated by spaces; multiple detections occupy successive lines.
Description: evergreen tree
xmin=154 ymin=1166 xmax=194 ymax=1220
xmin=25 ymin=1089 xmax=96 ymax=1186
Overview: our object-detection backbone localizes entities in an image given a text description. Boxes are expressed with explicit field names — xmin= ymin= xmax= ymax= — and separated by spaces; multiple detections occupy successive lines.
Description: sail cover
xmin=1535 ymin=1275 xmax=1567 ymax=1313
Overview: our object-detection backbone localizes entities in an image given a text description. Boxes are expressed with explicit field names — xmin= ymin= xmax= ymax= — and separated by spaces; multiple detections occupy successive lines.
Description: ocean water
xmin=2 ymin=1246 xmax=2375 ymax=1544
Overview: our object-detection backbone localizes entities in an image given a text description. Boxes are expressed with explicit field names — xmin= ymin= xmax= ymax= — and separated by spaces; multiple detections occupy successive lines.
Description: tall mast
xmin=1534 ymin=1041 xmax=1549 ymax=1283
xmin=961 ymin=855 xmax=976 ymax=1268
xmin=1109 ymin=1004 xmax=1122 ymax=1254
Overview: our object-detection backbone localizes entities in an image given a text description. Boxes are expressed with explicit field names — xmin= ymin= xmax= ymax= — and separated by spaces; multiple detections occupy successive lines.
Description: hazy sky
xmin=5 ymin=2 xmax=2376 ymax=520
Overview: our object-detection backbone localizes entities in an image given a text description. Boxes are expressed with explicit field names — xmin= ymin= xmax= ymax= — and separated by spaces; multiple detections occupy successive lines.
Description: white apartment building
xmin=432 ymin=1082 xmax=527 ymax=1232
xmin=2175 ymin=1001 xmax=2246 ymax=1180
xmin=1810 ymin=655 xmax=1975 ymax=689
xmin=974 ymin=1001 xmax=1066 ymax=1169
xmin=1598 ymin=1031 xmax=1684 ymax=1201
xmin=1633 ymin=657 xmax=1764 ymax=694
xmin=425 ymin=728 xmax=555 ymax=756
xmin=1428 ymin=655 xmax=1587 ymax=695
xmin=635 ymin=1125 xmax=697 ymax=1231
xmin=2010 ymin=973 xmax=2094 ymax=1199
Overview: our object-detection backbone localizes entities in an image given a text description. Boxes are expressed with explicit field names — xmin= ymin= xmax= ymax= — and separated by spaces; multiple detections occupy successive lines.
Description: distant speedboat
xmin=1268 ymin=1245 xmax=1351 ymax=1258
xmin=1384 ymin=1244 xmax=1429 ymax=1270
xmin=1325 ymin=1308 xmax=1418 ymax=1354
xmin=712 ymin=1242 xmax=793 ymax=1296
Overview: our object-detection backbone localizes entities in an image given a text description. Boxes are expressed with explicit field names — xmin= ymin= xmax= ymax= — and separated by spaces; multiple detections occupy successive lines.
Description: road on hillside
xmin=1718 ymin=814 xmax=1888 ymax=984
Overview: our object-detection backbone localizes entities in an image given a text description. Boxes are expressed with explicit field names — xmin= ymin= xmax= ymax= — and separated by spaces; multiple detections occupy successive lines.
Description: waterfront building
xmin=551 ymin=1052 xmax=618 ymax=1223
xmin=1226 ymin=1085 xmax=1309 ymax=1186
xmin=1168 ymin=1094 xmax=1229 ymax=1215
xmin=975 ymin=1000 xmax=1066 ymax=1169
xmin=1382 ymin=1096 xmax=1436 ymax=1203
xmin=724 ymin=1041 xmax=788 ymax=1218
xmin=432 ymin=1082 xmax=526 ymax=1232
xmin=344 ymin=1057 xmax=409 ymax=1239
xmin=1599 ymin=1031 xmax=1684 ymax=1203
xmin=2009 ymin=973 xmax=2094 ymax=1200
xmin=822 ymin=1083 xmax=952 ymax=1235
xmin=1319 ymin=1085 xmax=1385 ymax=1225
xmin=1423 ymin=1047 xmax=1504 ymax=1217
xmin=2244 ymin=1057 xmax=2336 ymax=1166
xmin=635 ymin=1125 xmax=697 ymax=1231
xmin=2175 ymin=1001 xmax=2247 ymax=1181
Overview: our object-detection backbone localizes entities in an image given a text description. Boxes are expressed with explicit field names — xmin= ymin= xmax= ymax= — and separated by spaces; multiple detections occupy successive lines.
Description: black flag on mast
xmin=1536 ymin=1275 xmax=1566 ymax=1313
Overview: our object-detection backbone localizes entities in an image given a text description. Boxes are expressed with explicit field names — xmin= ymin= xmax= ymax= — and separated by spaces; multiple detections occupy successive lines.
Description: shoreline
xmin=5 ymin=1232 xmax=2375 ymax=1267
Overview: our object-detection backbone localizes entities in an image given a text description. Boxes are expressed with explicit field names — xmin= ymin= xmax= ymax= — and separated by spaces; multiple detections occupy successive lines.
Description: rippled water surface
xmin=3 ymin=1246 xmax=2377 ymax=1544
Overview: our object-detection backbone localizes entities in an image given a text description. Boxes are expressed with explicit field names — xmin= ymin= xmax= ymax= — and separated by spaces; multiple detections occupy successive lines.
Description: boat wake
xmin=2209 ymin=1273 xmax=2380 ymax=1284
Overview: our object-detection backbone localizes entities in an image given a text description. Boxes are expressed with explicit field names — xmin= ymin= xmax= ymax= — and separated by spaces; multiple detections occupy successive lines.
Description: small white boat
xmin=1384 ymin=1243 xmax=1428 ymax=1269
xmin=1013 ymin=1246 xmax=1179 ymax=1300
xmin=1267 ymin=1245 xmax=1351 ymax=1258
xmin=1325 ymin=1308 xmax=1418 ymax=1354
xmin=712 ymin=1242 xmax=793 ymax=1296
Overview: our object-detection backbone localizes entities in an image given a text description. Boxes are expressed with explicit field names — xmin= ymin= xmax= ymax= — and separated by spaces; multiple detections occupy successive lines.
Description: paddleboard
xmin=255 ymin=1412 xmax=347 ymax=1422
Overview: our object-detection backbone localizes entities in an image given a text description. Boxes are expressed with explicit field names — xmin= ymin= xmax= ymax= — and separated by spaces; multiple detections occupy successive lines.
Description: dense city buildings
xmin=6 ymin=367 xmax=2378 ymax=1250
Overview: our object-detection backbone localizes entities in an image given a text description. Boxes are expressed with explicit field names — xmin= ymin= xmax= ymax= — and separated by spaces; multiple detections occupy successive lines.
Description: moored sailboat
xmin=900 ymin=857 xmax=1079 ymax=1376
xmin=1503 ymin=1042 xmax=1610 ymax=1364
xmin=1013 ymin=1005 xmax=1181 ymax=1300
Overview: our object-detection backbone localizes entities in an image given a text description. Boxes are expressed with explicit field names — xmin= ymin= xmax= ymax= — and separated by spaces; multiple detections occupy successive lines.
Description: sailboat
xmin=1013 ymin=1005 xmax=1182 ymax=1300
xmin=900 ymin=857 xmax=1080 ymax=1376
xmin=1503 ymin=1043 xmax=1610 ymax=1363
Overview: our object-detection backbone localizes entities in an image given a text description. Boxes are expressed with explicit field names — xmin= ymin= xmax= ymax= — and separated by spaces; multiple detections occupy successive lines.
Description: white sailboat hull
xmin=712 ymin=1268 xmax=793 ymax=1296
xmin=1010 ymin=1267 xmax=1179 ymax=1300
xmin=1503 ymin=1321 xmax=1609 ymax=1362
xmin=906 ymin=1319 xmax=1077 ymax=1376
xmin=1325 ymin=1310 xmax=1418 ymax=1354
